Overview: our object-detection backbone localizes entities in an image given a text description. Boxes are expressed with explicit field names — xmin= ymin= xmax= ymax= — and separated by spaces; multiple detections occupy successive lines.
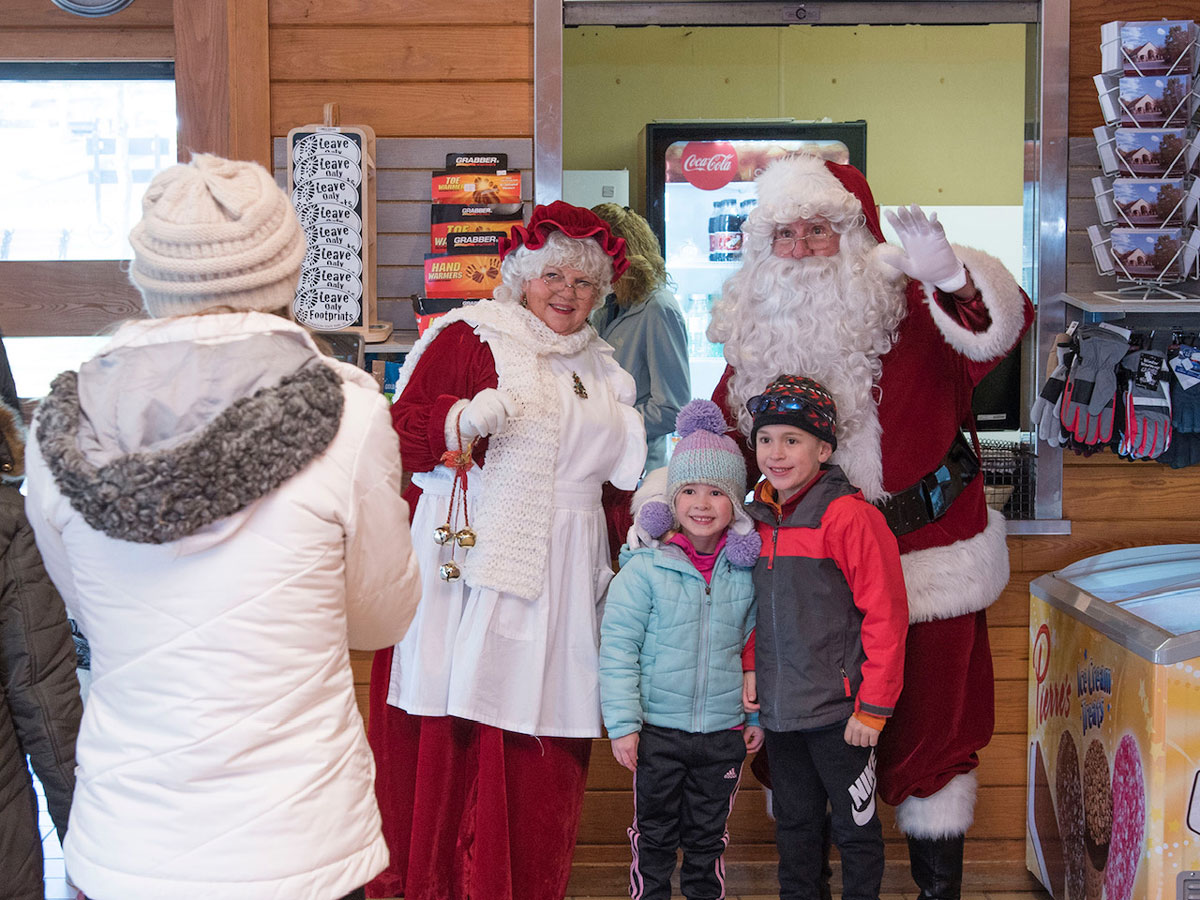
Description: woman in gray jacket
xmin=0 ymin=395 xmax=82 ymax=900
xmin=592 ymin=204 xmax=691 ymax=472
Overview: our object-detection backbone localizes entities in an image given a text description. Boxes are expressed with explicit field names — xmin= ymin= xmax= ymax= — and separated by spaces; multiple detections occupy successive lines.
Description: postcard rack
xmin=1090 ymin=19 xmax=1200 ymax=304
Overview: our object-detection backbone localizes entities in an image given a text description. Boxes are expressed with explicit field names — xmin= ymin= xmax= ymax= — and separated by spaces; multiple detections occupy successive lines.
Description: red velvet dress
xmin=368 ymin=316 xmax=645 ymax=899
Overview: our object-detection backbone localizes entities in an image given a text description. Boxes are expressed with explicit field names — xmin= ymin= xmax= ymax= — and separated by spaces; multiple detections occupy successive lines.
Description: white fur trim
xmin=752 ymin=154 xmax=861 ymax=226
xmin=829 ymin=402 xmax=885 ymax=503
xmin=442 ymin=398 xmax=470 ymax=450
xmin=631 ymin=466 xmax=668 ymax=517
xmin=917 ymin=245 xmax=1029 ymax=363
xmin=901 ymin=509 xmax=1009 ymax=624
xmin=894 ymin=771 xmax=977 ymax=839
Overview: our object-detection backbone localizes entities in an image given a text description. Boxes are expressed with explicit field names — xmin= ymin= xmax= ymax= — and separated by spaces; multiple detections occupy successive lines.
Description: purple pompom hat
xmin=633 ymin=399 xmax=762 ymax=567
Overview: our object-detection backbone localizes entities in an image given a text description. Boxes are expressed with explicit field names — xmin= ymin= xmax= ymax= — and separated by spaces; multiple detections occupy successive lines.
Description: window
xmin=0 ymin=62 xmax=176 ymax=261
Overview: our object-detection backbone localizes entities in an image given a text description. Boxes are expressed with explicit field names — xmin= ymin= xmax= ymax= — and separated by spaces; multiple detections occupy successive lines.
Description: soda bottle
xmin=708 ymin=199 xmax=724 ymax=263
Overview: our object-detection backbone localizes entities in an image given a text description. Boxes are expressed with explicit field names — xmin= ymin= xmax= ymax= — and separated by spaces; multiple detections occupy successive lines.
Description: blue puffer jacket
xmin=599 ymin=542 xmax=757 ymax=739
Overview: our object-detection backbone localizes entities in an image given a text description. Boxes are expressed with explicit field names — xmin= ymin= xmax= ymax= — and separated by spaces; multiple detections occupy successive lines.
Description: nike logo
xmin=848 ymin=750 xmax=877 ymax=826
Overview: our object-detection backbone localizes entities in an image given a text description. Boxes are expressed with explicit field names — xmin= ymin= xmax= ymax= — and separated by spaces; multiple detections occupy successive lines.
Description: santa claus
xmin=709 ymin=154 xmax=1033 ymax=899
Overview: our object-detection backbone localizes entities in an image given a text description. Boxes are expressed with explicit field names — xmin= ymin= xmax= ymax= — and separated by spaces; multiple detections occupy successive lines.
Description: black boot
xmin=907 ymin=835 xmax=964 ymax=900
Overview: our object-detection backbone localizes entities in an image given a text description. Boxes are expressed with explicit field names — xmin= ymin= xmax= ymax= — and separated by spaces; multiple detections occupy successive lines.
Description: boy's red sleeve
xmin=741 ymin=629 xmax=756 ymax=671
xmin=824 ymin=496 xmax=908 ymax=718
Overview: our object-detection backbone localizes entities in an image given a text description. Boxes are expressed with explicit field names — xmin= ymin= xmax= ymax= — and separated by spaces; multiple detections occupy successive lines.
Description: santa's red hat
xmin=752 ymin=154 xmax=884 ymax=244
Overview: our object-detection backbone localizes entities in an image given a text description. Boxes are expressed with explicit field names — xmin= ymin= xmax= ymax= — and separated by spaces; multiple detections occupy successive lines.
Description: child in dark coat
xmin=0 ymin=397 xmax=82 ymax=900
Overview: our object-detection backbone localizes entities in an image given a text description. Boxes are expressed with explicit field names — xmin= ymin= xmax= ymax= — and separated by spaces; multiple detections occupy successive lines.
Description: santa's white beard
xmin=711 ymin=238 xmax=905 ymax=500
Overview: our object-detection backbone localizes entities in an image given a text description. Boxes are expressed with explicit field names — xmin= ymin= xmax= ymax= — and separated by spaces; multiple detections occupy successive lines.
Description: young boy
xmin=599 ymin=399 xmax=763 ymax=900
xmin=742 ymin=375 xmax=908 ymax=900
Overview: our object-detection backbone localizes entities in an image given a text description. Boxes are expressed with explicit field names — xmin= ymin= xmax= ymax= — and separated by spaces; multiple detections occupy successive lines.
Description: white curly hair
xmin=493 ymin=229 xmax=615 ymax=311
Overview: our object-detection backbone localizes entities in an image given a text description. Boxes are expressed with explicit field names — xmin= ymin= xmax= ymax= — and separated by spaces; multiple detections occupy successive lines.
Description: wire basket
xmin=979 ymin=439 xmax=1036 ymax=520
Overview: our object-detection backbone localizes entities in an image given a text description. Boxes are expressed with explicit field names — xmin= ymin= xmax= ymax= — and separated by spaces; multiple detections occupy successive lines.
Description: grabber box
xmin=431 ymin=152 xmax=522 ymax=206
xmin=430 ymin=203 xmax=523 ymax=253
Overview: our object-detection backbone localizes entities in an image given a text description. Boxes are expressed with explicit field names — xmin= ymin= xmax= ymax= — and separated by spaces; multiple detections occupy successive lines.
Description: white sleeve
xmin=341 ymin=389 xmax=423 ymax=651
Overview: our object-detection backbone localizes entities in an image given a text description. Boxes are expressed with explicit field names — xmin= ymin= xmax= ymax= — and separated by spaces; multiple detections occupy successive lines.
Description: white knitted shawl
xmin=394 ymin=300 xmax=599 ymax=600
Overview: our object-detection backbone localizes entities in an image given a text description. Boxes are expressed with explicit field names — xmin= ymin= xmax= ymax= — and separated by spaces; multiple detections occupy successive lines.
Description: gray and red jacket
xmin=744 ymin=465 xmax=908 ymax=732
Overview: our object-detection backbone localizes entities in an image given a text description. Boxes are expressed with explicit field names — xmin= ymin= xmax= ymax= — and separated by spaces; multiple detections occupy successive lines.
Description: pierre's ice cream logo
xmin=1077 ymin=651 xmax=1113 ymax=734
xmin=1033 ymin=624 xmax=1072 ymax=726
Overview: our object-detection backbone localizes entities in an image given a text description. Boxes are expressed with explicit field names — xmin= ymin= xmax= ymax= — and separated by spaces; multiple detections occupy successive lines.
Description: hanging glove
xmin=1118 ymin=349 xmax=1172 ymax=459
xmin=1169 ymin=346 xmax=1200 ymax=433
xmin=878 ymin=205 xmax=968 ymax=292
xmin=1031 ymin=338 xmax=1073 ymax=447
xmin=1060 ymin=324 xmax=1130 ymax=445
xmin=456 ymin=388 xmax=517 ymax=442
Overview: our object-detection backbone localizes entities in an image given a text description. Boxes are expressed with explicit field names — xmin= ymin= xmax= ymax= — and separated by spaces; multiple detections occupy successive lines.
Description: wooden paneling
xmin=0 ymin=262 xmax=142 ymax=336
xmin=0 ymin=0 xmax=173 ymax=61
xmin=270 ymin=27 xmax=531 ymax=82
xmin=268 ymin=0 xmax=532 ymax=27
xmin=1068 ymin=0 xmax=1200 ymax=136
xmin=271 ymin=82 xmax=533 ymax=138
xmin=0 ymin=28 xmax=174 ymax=60
xmin=174 ymin=0 xmax=271 ymax=168
xmin=3 ymin=0 xmax=174 ymax=28
xmin=272 ymin=136 xmax=532 ymax=322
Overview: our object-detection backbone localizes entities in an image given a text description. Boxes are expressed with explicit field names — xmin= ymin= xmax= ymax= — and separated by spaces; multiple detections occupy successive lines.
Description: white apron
xmin=388 ymin=338 xmax=644 ymax=737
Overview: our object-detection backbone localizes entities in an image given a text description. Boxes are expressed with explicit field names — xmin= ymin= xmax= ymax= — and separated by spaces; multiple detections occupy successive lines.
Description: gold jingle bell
xmin=439 ymin=560 xmax=462 ymax=582
xmin=455 ymin=527 xmax=477 ymax=548
xmin=433 ymin=524 xmax=454 ymax=545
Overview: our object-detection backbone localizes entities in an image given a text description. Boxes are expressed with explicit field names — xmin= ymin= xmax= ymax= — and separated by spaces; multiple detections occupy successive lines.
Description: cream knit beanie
xmin=129 ymin=153 xmax=306 ymax=318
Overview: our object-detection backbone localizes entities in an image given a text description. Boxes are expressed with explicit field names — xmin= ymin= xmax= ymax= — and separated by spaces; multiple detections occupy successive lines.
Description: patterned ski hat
xmin=749 ymin=375 xmax=839 ymax=450
xmin=666 ymin=399 xmax=747 ymax=507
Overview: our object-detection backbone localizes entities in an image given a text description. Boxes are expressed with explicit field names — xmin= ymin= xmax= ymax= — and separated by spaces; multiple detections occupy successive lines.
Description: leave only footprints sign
xmin=288 ymin=129 xmax=367 ymax=331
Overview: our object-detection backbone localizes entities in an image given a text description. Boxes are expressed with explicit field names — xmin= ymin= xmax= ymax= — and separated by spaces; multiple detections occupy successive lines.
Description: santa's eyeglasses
xmin=746 ymin=393 xmax=835 ymax=428
xmin=770 ymin=222 xmax=838 ymax=254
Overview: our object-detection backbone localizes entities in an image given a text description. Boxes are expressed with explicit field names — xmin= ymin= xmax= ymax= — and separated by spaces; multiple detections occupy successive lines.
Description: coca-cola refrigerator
xmin=641 ymin=120 xmax=867 ymax=402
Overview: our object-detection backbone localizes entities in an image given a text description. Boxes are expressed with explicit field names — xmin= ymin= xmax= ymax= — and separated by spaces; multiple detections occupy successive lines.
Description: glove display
xmin=1060 ymin=324 xmax=1131 ymax=446
xmin=1031 ymin=340 xmax=1072 ymax=447
xmin=879 ymin=205 xmax=967 ymax=292
xmin=456 ymin=388 xmax=517 ymax=442
xmin=1117 ymin=349 xmax=1172 ymax=459
xmin=1169 ymin=345 xmax=1200 ymax=433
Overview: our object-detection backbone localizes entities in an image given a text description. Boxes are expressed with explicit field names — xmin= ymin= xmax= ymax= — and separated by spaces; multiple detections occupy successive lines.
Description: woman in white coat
xmin=367 ymin=202 xmax=647 ymax=900
xmin=23 ymin=154 xmax=422 ymax=900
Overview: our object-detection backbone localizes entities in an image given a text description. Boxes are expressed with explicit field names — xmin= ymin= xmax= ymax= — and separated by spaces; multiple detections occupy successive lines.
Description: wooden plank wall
xmin=272 ymin=137 xmax=532 ymax=331
xmin=0 ymin=0 xmax=174 ymax=60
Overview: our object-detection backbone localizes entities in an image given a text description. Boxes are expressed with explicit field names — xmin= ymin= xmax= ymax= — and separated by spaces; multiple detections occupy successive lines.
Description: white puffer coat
xmin=23 ymin=312 xmax=422 ymax=900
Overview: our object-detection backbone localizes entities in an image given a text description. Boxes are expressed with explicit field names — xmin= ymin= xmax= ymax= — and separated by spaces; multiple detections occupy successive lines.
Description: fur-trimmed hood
xmin=0 ymin=399 xmax=25 ymax=482
xmin=32 ymin=312 xmax=352 ymax=545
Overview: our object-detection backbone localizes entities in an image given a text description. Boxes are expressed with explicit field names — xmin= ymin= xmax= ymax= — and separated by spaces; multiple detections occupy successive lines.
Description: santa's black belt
xmin=874 ymin=431 xmax=980 ymax=537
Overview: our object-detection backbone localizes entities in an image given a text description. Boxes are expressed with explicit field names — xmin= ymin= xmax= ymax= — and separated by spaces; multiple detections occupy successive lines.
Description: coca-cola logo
xmin=680 ymin=141 xmax=738 ymax=191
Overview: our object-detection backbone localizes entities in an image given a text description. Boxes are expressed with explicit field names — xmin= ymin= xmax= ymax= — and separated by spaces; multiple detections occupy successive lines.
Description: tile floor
xmin=32 ymin=766 xmax=76 ymax=900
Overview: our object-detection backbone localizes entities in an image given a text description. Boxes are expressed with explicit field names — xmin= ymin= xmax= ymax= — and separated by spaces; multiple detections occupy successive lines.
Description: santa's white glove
xmin=879 ymin=205 xmax=968 ymax=293
xmin=456 ymin=388 xmax=517 ymax=442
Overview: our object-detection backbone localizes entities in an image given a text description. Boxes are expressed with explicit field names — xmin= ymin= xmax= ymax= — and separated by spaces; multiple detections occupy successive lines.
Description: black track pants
xmin=765 ymin=722 xmax=884 ymax=900
xmin=628 ymin=724 xmax=747 ymax=900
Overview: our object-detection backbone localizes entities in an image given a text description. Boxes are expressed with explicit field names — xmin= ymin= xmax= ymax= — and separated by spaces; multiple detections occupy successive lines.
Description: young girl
xmin=599 ymin=399 xmax=762 ymax=900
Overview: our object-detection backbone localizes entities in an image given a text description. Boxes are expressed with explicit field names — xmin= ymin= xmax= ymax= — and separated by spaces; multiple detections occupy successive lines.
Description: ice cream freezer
xmin=1027 ymin=544 xmax=1200 ymax=900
